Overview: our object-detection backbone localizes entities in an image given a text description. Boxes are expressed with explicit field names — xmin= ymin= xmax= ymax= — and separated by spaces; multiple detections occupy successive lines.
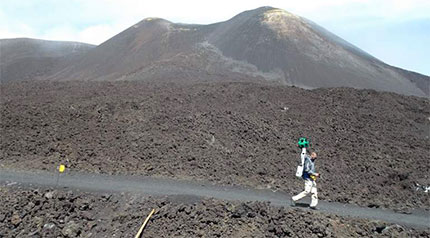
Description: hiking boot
xmin=291 ymin=198 xmax=296 ymax=207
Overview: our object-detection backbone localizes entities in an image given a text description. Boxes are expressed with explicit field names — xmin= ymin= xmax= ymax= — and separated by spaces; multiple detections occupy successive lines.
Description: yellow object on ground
xmin=59 ymin=165 xmax=65 ymax=173
xmin=135 ymin=208 xmax=156 ymax=238
xmin=310 ymin=175 xmax=317 ymax=181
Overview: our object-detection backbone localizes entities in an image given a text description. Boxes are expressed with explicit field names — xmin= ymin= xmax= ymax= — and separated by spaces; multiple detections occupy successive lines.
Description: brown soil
xmin=1 ymin=186 xmax=429 ymax=238
xmin=1 ymin=80 xmax=429 ymax=211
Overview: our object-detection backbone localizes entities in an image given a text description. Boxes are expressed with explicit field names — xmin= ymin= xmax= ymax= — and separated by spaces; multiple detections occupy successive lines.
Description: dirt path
xmin=1 ymin=168 xmax=429 ymax=229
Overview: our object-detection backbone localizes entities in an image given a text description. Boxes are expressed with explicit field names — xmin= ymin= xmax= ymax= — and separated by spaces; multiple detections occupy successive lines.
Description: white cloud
xmin=76 ymin=24 xmax=128 ymax=45
xmin=93 ymin=0 xmax=429 ymax=43
xmin=1 ymin=0 xmax=429 ymax=44
xmin=39 ymin=27 xmax=76 ymax=42
xmin=0 ymin=0 xmax=428 ymax=74
xmin=0 ymin=22 xmax=36 ymax=40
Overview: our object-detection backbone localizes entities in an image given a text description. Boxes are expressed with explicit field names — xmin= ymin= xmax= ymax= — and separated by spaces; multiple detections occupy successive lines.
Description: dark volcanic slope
xmin=3 ymin=187 xmax=429 ymax=237
xmin=49 ymin=7 xmax=428 ymax=97
xmin=0 ymin=38 xmax=94 ymax=82
xmin=392 ymin=66 xmax=430 ymax=96
xmin=1 ymin=80 xmax=429 ymax=211
xmin=50 ymin=18 xmax=212 ymax=82
xmin=208 ymin=8 xmax=428 ymax=97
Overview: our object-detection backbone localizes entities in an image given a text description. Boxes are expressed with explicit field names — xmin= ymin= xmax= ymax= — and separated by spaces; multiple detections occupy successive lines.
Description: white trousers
xmin=292 ymin=180 xmax=318 ymax=207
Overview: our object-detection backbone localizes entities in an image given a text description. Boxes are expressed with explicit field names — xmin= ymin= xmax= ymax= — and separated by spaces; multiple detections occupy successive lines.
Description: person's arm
xmin=310 ymin=163 xmax=319 ymax=177
xmin=303 ymin=156 xmax=312 ymax=173
xmin=305 ymin=158 xmax=318 ymax=176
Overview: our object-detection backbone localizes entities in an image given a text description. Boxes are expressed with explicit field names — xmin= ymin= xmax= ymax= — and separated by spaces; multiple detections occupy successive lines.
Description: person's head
xmin=311 ymin=152 xmax=317 ymax=159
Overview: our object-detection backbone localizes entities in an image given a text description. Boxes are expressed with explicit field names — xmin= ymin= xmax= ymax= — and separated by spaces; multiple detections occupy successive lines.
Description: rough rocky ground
xmin=1 ymin=80 xmax=429 ymax=211
xmin=1 ymin=186 xmax=429 ymax=238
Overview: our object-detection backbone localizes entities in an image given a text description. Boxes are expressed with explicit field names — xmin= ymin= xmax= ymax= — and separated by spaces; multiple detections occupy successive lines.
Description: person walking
xmin=291 ymin=151 xmax=320 ymax=209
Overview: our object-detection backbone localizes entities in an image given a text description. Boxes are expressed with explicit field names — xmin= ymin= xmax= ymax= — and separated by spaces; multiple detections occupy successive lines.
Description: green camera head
xmin=297 ymin=137 xmax=309 ymax=148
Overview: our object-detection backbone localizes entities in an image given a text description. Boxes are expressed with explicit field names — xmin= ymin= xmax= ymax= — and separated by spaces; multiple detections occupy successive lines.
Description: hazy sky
xmin=1 ymin=0 xmax=429 ymax=75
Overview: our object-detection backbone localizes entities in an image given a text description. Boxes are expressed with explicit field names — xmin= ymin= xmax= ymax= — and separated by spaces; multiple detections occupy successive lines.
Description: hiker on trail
xmin=292 ymin=150 xmax=319 ymax=209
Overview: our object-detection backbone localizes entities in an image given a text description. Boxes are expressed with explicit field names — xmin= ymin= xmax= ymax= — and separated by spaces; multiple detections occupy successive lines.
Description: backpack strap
xmin=300 ymin=147 xmax=307 ymax=166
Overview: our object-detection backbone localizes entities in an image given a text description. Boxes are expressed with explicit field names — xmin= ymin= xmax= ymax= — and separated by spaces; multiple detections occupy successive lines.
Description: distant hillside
xmin=391 ymin=66 xmax=429 ymax=96
xmin=0 ymin=38 xmax=95 ymax=82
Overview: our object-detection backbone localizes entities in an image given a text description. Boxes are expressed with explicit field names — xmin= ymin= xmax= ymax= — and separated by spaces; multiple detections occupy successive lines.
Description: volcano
xmin=2 ymin=7 xmax=428 ymax=96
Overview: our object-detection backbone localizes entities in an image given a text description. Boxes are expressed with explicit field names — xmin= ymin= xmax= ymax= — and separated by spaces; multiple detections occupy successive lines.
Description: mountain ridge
xmin=0 ymin=38 xmax=95 ymax=82
xmin=1 ymin=7 xmax=428 ymax=96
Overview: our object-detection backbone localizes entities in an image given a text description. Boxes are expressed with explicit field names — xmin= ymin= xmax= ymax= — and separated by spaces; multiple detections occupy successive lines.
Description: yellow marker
xmin=59 ymin=164 xmax=65 ymax=173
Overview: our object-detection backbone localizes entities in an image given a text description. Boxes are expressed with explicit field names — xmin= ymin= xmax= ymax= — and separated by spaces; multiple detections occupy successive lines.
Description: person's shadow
xmin=292 ymin=202 xmax=310 ymax=208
